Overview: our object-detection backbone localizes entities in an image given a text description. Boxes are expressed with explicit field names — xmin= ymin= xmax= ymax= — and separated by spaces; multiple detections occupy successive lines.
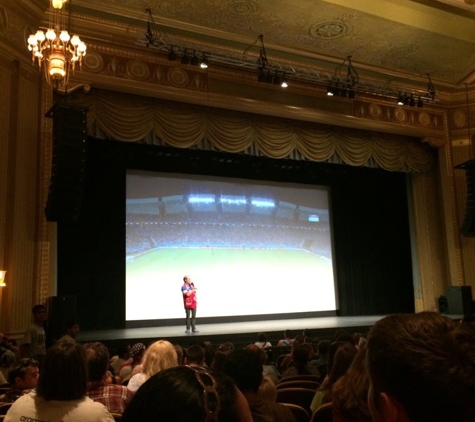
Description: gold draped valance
xmin=64 ymin=89 xmax=436 ymax=173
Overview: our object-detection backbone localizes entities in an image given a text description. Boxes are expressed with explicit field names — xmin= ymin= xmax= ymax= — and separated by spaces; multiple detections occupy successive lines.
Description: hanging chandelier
xmin=27 ymin=0 xmax=86 ymax=90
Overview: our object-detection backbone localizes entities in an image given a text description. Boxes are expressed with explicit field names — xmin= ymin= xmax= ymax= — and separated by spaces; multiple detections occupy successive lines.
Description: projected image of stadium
xmin=126 ymin=170 xmax=337 ymax=323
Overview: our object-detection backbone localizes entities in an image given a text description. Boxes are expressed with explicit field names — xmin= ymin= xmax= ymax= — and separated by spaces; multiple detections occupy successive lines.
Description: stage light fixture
xmin=190 ymin=51 xmax=199 ymax=66
xmin=397 ymin=93 xmax=404 ymax=105
xmin=409 ymin=94 xmax=415 ymax=107
xmin=281 ymin=74 xmax=288 ymax=88
xmin=199 ymin=54 xmax=208 ymax=69
xmin=327 ymin=84 xmax=335 ymax=96
xmin=168 ymin=47 xmax=176 ymax=61
xmin=181 ymin=50 xmax=190 ymax=65
xmin=417 ymin=96 xmax=424 ymax=108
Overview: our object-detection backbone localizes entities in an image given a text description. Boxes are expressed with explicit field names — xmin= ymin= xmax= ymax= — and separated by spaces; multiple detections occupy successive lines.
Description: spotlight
xmin=281 ymin=74 xmax=288 ymax=88
xmin=417 ymin=96 xmax=424 ymax=108
xmin=168 ymin=47 xmax=176 ymax=61
xmin=348 ymin=89 xmax=355 ymax=99
xmin=199 ymin=55 xmax=208 ymax=69
xmin=273 ymin=72 xmax=281 ymax=86
xmin=397 ymin=93 xmax=404 ymax=106
xmin=409 ymin=94 xmax=415 ymax=107
xmin=327 ymin=84 xmax=335 ymax=96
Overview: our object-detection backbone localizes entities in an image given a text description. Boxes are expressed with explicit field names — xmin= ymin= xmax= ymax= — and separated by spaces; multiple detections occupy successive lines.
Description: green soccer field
xmin=126 ymin=247 xmax=336 ymax=321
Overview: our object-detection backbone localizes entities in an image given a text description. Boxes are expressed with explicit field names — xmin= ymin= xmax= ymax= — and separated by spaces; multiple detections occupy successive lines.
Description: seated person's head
xmin=122 ymin=365 xmax=252 ymax=422
xmin=65 ymin=321 xmax=80 ymax=338
xmin=117 ymin=344 xmax=131 ymax=359
xmin=84 ymin=342 xmax=109 ymax=382
xmin=37 ymin=339 xmax=88 ymax=401
xmin=257 ymin=332 xmax=267 ymax=343
xmin=246 ymin=344 xmax=267 ymax=365
xmin=130 ymin=342 xmax=146 ymax=363
xmin=141 ymin=340 xmax=177 ymax=379
xmin=291 ymin=344 xmax=312 ymax=366
xmin=32 ymin=304 xmax=47 ymax=323
xmin=367 ymin=312 xmax=475 ymax=422
xmin=223 ymin=349 xmax=262 ymax=394
xmin=185 ymin=344 xmax=206 ymax=366
xmin=7 ymin=359 xmax=39 ymax=391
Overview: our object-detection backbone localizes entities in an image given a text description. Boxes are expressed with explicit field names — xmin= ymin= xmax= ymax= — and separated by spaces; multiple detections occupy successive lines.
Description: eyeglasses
xmin=186 ymin=366 xmax=221 ymax=421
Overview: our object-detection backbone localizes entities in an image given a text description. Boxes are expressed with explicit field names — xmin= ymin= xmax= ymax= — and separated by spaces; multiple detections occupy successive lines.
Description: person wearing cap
xmin=182 ymin=275 xmax=198 ymax=333
xmin=119 ymin=343 xmax=145 ymax=385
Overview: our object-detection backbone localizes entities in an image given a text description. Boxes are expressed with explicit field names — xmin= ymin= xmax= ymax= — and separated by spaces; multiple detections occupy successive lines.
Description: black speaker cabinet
xmin=46 ymin=295 xmax=77 ymax=346
xmin=446 ymin=286 xmax=473 ymax=315
xmin=45 ymin=105 xmax=87 ymax=224
xmin=456 ymin=159 xmax=475 ymax=237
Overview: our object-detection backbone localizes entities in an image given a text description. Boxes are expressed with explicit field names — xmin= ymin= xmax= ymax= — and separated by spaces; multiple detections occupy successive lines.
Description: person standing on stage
xmin=182 ymin=275 xmax=198 ymax=333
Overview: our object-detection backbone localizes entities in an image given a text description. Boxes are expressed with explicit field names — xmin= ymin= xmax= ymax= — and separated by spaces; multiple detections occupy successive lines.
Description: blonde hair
xmin=141 ymin=340 xmax=178 ymax=380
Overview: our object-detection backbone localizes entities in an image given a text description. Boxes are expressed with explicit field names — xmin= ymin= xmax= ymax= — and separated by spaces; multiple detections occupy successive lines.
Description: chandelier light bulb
xmin=52 ymin=0 xmax=65 ymax=9
xmin=27 ymin=34 xmax=37 ymax=46
xmin=46 ymin=29 xmax=56 ymax=40
xmin=60 ymin=30 xmax=70 ymax=42
xmin=35 ymin=30 xmax=45 ymax=42
xmin=70 ymin=35 xmax=80 ymax=46
xmin=78 ymin=42 xmax=87 ymax=53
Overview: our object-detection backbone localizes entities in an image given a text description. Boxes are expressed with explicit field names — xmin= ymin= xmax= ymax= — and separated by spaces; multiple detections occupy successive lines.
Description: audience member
xmin=278 ymin=334 xmax=304 ymax=372
xmin=310 ymin=342 xmax=357 ymax=413
xmin=302 ymin=328 xmax=313 ymax=343
xmin=367 ymin=312 xmax=475 ymax=422
xmin=0 ymin=334 xmax=19 ymax=367
xmin=277 ymin=329 xmax=294 ymax=346
xmin=247 ymin=344 xmax=280 ymax=384
xmin=122 ymin=365 xmax=253 ymax=421
xmin=119 ymin=342 xmax=145 ymax=384
xmin=5 ymin=339 xmax=114 ymax=422
xmin=185 ymin=344 xmax=206 ymax=367
xmin=127 ymin=340 xmax=177 ymax=393
xmin=223 ymin=349 xmax=295 ymax=422
xmin=109 ymin=344 xmax=130 ymax=375
xmin=282 ymin=343 xmax=320 ymax=378
xmin=255 ymin=332 xmax=272 ymax=351
xmin=311 ymin=339 xmax=331 ymax=378
xmin=59 ymin=320 xmax=81 ymax=343
xmin=460 ymin=314 xmax=475 ymax=332
xmin=199 ymin=341 xmax=215 ymax=367
xmin=0 ymin=359 xmax=39 ymax=404
xmin=258 ymin=376 xmax=278 ymax=404
xmin=332 ymin=343 xmax=371 ymax=422
xmin=20 ymin=304 xmax=47 ymax=366
xmin=174 ymin=344 xmax=184 ymax=365
xmin=84 ymin=342 xmax=132 ymax=413
xmin=211 ymin=342 xmax=235 ymax=372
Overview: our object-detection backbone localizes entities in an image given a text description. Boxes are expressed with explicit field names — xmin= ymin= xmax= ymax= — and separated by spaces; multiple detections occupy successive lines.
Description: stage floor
xmin=77 ymin=315 xmax=386 ymax=348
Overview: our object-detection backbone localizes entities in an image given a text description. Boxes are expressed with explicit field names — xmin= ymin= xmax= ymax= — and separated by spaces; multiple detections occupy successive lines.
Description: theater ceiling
xmin=60 ymin=0 xmax=475 ymax=98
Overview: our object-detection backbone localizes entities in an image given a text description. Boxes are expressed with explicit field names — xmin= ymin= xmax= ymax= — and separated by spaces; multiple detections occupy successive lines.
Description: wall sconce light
xmin=0 ymin=271 xmax=6 ymax=287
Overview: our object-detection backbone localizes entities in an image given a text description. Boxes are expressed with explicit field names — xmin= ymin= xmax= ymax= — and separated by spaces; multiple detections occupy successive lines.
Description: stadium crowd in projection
xmin=126 ymin=171 xmax=337 ymax=322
